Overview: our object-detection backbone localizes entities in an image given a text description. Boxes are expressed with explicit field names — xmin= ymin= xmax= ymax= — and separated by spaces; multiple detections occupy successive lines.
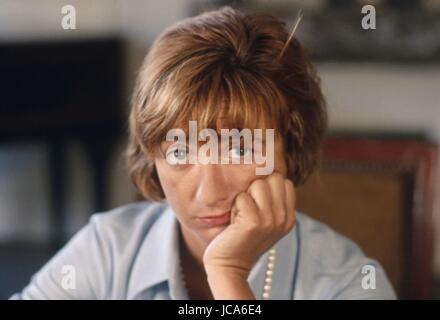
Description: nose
xmin=195 ymin=164 xmax=229 ymax=208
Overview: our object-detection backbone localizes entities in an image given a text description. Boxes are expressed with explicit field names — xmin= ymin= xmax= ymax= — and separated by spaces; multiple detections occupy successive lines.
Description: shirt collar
xmin=128 ymin=202 xmax=299 ymax=300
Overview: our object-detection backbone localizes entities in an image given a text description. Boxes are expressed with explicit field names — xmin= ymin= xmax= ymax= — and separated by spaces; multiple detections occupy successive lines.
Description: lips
xmin=197 ymin=211 xmax=231 ymax=227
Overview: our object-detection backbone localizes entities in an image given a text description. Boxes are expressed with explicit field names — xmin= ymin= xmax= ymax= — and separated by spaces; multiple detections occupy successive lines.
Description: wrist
xmin=205 ymin=265 xmax=255 ymax=300
xmin=204 ymin=264 xmax=250 ymax=282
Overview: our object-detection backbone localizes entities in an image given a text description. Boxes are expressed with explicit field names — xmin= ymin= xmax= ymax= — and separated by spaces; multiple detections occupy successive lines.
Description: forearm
xmin=206 ymin=266 xmax=256 ymax=300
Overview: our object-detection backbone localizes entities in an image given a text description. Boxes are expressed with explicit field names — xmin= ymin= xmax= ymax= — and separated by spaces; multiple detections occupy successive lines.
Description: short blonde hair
xmin=126 ymin=6 xmax=327 ymax=201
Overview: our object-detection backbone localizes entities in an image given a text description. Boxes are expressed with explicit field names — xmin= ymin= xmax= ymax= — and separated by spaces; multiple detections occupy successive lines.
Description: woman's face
xmin=154 ymin=124 xmax=287 ymax=245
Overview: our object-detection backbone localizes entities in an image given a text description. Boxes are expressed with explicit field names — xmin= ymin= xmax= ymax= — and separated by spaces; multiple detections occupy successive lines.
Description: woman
xmin=12 ymin=7 xmax=396 ymax=300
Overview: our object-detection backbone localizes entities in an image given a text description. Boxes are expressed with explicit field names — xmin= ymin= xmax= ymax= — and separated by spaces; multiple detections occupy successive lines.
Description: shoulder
xmin=88 ymin=201 xmax=168 ymax=241
xmin=87 ymin=200 xmax=171 ymax=260
xmin=294 ymin=212 xmax=397 ymax=299
xmin=296 ymin=212 xmax=366 ymax=268
xmin=12 ymin=201 xmax=169 ymax=300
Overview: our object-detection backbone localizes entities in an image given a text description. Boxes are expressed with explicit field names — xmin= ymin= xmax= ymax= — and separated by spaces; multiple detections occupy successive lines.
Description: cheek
xmin=154 ymin=160 xmax=193 ymax=201
xmin=224 ymin=164 xmax=259 ymax=191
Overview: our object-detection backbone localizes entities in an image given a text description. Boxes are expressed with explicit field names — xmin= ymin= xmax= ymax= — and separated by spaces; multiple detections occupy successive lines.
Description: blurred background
xmin=0 ymin=0 xmax=439 ymax=299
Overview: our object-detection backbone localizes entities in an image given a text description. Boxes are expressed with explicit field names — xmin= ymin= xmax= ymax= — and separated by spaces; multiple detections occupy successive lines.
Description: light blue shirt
xmin=10 ymin=201 xmax=396 ymax=299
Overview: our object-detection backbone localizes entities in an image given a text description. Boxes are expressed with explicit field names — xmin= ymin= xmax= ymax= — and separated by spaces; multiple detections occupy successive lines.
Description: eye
xmin=173 ymin=149 xmax=187 ymax=160
xmin=165 ymin=147 xmax=188 ymax=165
xmin=230 ymin=145 xmax=251 ymax=158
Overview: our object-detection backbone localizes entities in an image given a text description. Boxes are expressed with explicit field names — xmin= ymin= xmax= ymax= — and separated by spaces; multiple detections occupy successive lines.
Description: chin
xmin=199 ymin=223 xmax=229 ymax=243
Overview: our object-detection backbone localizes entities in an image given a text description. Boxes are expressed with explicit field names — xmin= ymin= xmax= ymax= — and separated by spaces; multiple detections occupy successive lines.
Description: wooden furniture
xmin=296 ymin=134 xmax=438 ymax=299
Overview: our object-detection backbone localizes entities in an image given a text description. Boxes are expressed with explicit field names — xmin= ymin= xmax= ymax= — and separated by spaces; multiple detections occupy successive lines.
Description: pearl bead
xmin=262 ymin=246 xmax=277 ymax=300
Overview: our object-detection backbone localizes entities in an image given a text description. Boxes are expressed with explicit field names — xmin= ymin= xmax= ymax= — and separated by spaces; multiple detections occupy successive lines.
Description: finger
xmin=247 ymin=178 xmax=273 ymax=224
xmin=231 ymin=192 xmax=260 ymax=226
xmin=265 ymin=172 xmax=286 ymax=226
xmin=284 ymin=179 xmax=296 ymax=233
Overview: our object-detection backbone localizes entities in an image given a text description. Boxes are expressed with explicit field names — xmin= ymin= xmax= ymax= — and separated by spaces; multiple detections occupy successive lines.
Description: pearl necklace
xmin=262 ymin=247 xmax=277 ymax=300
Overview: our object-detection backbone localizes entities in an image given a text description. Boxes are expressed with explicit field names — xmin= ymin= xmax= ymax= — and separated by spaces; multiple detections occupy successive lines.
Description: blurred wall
xmin=0 ymin=0 xmax=439 ymax=277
